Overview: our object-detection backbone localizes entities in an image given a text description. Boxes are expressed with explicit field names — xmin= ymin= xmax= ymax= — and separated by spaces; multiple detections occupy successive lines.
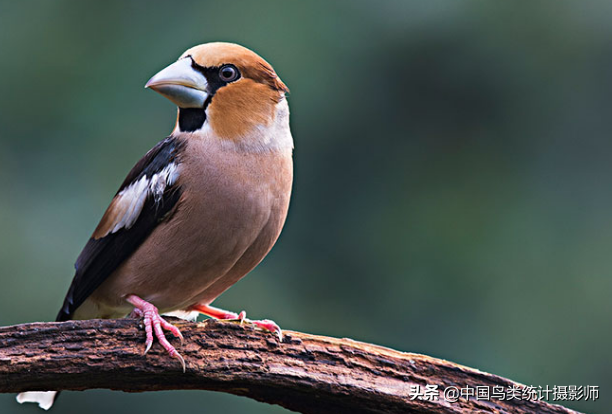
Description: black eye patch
xmin=189 ymin=58 xmax=241 ymax=96
xmin=177 ymin=57 xmax=242 ymax=132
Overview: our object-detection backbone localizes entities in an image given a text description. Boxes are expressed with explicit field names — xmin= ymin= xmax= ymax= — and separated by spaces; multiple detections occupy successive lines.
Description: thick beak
xmin=145 ymin=58 xmax=209 ymax=108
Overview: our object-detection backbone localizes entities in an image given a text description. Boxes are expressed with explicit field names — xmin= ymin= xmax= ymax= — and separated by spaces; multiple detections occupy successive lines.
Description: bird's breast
xmin=88 ymin=134 xmax=293 ymax=315
xmin=179 ymin=135 xmax=293 ymax=230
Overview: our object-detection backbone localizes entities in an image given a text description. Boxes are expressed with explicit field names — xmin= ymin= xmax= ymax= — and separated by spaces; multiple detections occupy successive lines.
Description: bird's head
xmin=146 ymin=42 xmax=290 ymax=148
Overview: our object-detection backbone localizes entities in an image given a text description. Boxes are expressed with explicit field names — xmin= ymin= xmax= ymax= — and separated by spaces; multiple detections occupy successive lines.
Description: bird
xmin=17 ymin=42 xmax=293 ymax=410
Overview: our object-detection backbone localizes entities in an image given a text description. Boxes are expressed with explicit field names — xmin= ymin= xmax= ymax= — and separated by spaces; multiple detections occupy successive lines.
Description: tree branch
xmin=0 ymin=318 xmax=580 ymax=414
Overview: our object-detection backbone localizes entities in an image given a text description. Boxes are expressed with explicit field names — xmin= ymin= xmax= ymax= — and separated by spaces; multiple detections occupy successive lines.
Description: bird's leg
xmin=190 ymin=303 xmax=283 ymax=342
xmin=126 ymin=294 xmax=185 ymax=371
xmin=190 ymin=304 xmax=247 ymax=322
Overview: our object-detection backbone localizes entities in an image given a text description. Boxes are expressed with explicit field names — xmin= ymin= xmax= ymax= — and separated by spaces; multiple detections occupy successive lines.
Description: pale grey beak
xmin=145 ymin=58 xmax=209 ymax=108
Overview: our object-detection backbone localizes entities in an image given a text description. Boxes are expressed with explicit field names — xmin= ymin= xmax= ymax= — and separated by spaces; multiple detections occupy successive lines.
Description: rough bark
xmin=0 ymin=318 xmax=580 ymax=414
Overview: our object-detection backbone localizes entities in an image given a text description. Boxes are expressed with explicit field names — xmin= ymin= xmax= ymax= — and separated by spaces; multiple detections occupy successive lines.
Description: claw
xmin=170 ymin=349 xmax=186 ymax=373
xmin=251 ymin=318 xmax=283 ymax=342
xmin=237 ymin=310 xmax=247 ymax=325
xmin=126 ymin=294 xmax=185 ymax=370
xmin=144 ymin=340 xmax=153 ymax=355
xmin=190 ymin=303 xmax=283 ymax=342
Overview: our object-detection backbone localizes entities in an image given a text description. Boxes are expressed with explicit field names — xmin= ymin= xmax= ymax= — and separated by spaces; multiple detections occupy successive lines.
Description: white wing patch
xmin=150 ymin=162 xmax=179 ymax=203
xmin=111 ymin=163 xmax=180 ymax=233
xmin=94 ymin=163 xmax=180 ymax=239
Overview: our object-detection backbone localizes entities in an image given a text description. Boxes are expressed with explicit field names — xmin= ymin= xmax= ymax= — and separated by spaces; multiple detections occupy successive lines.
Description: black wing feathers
xmin=57 ymin=137 xmax=184 ymax=321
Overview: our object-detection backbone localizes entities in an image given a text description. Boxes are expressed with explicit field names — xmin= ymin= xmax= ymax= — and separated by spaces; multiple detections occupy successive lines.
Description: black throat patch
xmin=178 ymin=106 xmax=207 ymax=132
xmin=178 ymin=94 xmax=212 ymax=132
xmin=178 ymin=59 xmax=236 ymax=132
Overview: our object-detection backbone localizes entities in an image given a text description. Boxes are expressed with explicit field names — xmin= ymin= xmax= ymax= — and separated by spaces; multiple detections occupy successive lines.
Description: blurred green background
xmin=0 ymin=1 xmax=610 ymax=413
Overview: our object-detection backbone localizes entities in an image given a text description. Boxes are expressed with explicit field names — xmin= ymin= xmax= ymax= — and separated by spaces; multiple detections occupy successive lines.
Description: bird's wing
xmin=56 ymin=137 xmax=185 ymax=321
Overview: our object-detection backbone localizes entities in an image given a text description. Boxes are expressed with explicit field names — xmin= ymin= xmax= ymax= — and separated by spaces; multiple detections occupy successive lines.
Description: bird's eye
xmin=219 ymin=65 xmax=240 ymax=82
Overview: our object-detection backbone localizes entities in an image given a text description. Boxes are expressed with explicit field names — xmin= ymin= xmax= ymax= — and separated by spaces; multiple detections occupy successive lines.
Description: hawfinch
xmin=17 ymin=42 xmax=293 ymax=410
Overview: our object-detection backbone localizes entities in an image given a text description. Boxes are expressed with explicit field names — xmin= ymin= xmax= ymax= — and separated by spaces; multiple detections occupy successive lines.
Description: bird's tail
xmin=16 ymin=391 xmax=58 ymax=410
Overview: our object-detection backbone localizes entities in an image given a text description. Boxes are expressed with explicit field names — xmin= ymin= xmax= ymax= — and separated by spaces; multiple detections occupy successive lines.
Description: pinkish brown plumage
xmin=18 ymin=42 xmax=293 ymax=410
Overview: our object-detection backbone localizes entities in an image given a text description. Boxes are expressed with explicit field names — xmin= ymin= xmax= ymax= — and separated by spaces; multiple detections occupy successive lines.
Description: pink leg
xmin=126 ymin=295 xmax=185 ymax=371
xmin=190 ymin=303 xmax=282 ymax=342
xmin=190 ymin=304 xmax=246 ymax=321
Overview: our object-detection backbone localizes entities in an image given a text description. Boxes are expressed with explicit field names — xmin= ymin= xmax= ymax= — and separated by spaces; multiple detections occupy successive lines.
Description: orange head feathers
xmin=181 ymin=42 xmax=288 ymax=94
xmin=146 ymin=42 xmax=289 ymax=141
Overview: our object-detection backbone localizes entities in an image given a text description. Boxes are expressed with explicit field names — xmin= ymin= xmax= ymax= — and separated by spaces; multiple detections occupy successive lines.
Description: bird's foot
xmin=126 ymin=294 xmax=185 ymax=372
xmin=191 ymin=304 xmax=283 ymax=342
xmin=248 ymin=318 xmax=283 ymax=342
